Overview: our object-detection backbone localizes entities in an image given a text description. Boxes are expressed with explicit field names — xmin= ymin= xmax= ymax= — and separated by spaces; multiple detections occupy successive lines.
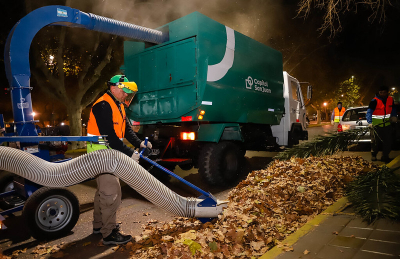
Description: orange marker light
xmin=181 ymin=132 xmax=195 ymax=140
xmin=198 ymin=115 xmax=203 ymax=120
xmin=200 ymin=110 xmax=205 ymax=115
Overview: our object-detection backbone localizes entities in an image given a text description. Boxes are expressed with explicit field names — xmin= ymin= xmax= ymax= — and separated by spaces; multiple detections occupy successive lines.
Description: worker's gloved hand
xmin=368 ymin=123 xmax=374 ymax=129
xmin=131 ymin=151 xmax=140 ymax=163
xmin=140 ymin=140 xmax=152 ymax=149
xmin=390 ymin=116 xmax=398 ymax=123
xmin=331 ymin=120 xmax=334 ymax=125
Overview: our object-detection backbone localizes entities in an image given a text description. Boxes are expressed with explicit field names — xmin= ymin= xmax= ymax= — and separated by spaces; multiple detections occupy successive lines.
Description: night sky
xmin=1 ymin=0 xmax=399 ymax=122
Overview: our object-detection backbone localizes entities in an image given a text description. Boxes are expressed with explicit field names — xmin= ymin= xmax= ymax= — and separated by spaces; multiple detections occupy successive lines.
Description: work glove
xmin=140 ymin=140 xmax=152 ymax=149
xmin=390 ymin=116 xmax=398 ymax=123
xmin=368 ymin=123 xmax=374 ymax=129
xmin=331 ymin=120 xmax=334 ymax=125
xmin=131 ymin=151 xmax=140 ymax=163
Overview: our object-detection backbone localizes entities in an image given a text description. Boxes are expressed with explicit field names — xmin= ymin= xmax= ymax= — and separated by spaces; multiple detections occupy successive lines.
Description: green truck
xmin=123 ymin=12 xmax=310 ymax=185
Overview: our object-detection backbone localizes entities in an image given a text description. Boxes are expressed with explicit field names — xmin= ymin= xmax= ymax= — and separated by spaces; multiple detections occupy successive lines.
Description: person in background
xmin=331 ymin=102 xmax=346 ymax=129
xmin=366 ymin=85 xmax=397 ymax=163
xmin=87 ymin=75 xmax=152 ymax=245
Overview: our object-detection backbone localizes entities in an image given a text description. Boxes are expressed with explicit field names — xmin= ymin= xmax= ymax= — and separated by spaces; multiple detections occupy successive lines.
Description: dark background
xmin=1 ymin=0 xmax=399 ymax=122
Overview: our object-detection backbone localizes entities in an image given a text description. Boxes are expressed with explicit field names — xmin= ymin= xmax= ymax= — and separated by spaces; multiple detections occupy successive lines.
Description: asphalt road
xmin=0 ymin=124 xmax=374 ymax=258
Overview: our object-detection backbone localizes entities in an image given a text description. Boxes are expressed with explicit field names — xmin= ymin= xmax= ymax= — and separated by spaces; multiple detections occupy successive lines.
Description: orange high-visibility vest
xmin=334 ymin=107 xmax=346 ymax=122
xmin=372 ymin=96 xmax=393 ymax=127
xmin=87 ymin=93 xmax=126 ymax=140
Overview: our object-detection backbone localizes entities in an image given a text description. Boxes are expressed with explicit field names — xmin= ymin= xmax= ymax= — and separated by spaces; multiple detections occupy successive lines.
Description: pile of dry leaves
xmin=125 ymin=156 xmax=376 ymax=258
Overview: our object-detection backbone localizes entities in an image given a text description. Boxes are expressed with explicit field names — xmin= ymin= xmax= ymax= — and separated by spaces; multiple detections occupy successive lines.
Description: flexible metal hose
xmin=0 ymin=146 xmax=226 ymax=218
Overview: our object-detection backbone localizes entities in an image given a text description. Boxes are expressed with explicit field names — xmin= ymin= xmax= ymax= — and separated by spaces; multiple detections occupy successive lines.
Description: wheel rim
xmin=35 ymin=195 xmax=73 ymax=232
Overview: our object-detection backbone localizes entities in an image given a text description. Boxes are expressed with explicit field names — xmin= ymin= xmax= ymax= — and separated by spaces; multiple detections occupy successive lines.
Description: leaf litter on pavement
xmin=123 ymin=155 xmax=376 ymax=258
xmin=0 ymin=156 xmax=375 ymax=259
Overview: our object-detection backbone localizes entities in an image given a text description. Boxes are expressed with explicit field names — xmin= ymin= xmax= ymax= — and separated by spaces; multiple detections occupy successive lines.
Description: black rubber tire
xmin=199 ymin=142 xmax=243 ymax=186
xmin=178 ymin=163 xmax=194 ymax=171
xmin=0 ymin=171 xmax=25 ymax=209
xmin=22 ymin=187 xmax=80 ymax=240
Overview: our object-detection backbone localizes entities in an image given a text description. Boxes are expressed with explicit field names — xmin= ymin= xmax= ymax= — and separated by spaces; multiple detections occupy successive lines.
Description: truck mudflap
xmin=197 ymin=123 xmax=242 ymax=142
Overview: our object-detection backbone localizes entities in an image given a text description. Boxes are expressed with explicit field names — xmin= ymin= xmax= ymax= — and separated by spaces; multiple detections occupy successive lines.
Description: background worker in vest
xmin=87 ymin=75 xmax=152 ymax=245
xmin=366 ymin=85 xmax=397 ymax=163
xmin=331 ymin=102 xmax=346 ymax=129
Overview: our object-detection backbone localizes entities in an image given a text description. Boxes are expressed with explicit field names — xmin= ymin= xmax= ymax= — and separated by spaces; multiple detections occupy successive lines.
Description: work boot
xmin=93 ymin=223 xmax=120 ymax=235
xmin=371 ymin=155 xmax=377 ymax=161
xmin=102 ymin=228 xmax=132 ymax=245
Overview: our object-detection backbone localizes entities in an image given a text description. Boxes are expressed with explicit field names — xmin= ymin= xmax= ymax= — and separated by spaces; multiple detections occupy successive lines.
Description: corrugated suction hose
xmin=0 ymin=146 xmax=226 ymax=218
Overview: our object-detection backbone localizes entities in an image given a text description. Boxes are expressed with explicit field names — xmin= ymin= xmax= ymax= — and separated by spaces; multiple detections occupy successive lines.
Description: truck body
xmin=122 ymin=12 xmax=308 ymax=184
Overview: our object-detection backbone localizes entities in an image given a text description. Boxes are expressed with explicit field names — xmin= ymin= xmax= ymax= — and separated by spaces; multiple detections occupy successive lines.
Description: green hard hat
xmin=109 ymin=75 xmax=128 ymax=84
xmin=108 ymin=75 xmax=137 ymax=93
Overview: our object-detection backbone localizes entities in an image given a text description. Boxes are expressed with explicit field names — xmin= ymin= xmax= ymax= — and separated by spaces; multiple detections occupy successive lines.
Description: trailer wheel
xmin=199 ymin=142 xmax=243 ymax=185
xmin=22 ymin=187 xmax=80 ymax=240
xmin=0 ymin=171 xmax=25 ymax=209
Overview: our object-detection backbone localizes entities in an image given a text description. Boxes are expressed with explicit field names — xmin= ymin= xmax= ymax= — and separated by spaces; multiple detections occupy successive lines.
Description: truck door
xmin=290 ymin=79 xmax=306 ymax=130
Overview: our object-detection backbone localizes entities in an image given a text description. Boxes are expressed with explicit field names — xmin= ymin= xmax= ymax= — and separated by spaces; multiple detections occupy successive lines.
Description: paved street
xmin=0 ymin=124 xmax=383 ymax=258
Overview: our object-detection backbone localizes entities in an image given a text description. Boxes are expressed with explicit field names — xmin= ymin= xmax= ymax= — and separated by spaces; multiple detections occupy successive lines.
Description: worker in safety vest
xmin=87 ymin=75 xmax=152 ymax=245
xmin=366 ymin=85 xmax=397 ymax=163
xmin=330 ymin=102 xmax=346 ymax=129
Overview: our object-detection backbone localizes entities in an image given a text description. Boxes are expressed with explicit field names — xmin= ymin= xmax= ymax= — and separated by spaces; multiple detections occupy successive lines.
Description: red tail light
xmin=337 ymin=124 xmax=343 ymax=132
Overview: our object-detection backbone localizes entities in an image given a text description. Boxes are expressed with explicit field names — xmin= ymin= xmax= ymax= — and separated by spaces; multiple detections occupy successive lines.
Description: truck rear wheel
xmin=199 ymin=142 xmax=243 ymax=186
xmin=23 ymin=187 xmax=80 ymax=240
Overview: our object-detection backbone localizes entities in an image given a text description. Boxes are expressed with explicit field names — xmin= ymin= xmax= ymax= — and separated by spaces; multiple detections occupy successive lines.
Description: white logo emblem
xmin=245 ymin=76 xmax=253 ymax=89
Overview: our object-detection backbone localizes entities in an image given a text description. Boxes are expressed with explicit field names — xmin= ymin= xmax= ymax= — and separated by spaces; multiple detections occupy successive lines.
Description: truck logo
xmin=245 ymin=76 xmax=271 ymax=93
xmin=245 ymin=76 xmax=253 ymax=89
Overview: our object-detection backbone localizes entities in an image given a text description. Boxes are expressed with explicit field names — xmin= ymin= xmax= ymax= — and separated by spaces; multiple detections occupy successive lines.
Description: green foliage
xmin=333 ymin=76 xmax=361 ymax=108
xmin=275 ymin=127 xmax=370 ymax=160
xmin=346 ymin=166 xmax=400 ymax=224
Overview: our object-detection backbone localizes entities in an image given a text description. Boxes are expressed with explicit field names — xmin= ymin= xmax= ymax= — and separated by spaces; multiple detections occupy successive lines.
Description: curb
xmin=259 ymin=197 xmax=349 ymax=259
xmin=260 ymin=153 xmax=400 ymax=259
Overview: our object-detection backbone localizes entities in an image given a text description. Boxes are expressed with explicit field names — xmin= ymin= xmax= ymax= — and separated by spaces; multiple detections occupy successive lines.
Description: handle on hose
xmin=139 ymin=137 xmax=149 ymax=155
xmin=138 ymin=137 xmax=210 ymax=197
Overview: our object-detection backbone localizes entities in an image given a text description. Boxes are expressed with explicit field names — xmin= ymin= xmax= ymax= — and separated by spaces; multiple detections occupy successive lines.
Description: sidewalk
xmin=308 ymin=121 xmax=331 ymax=128
xmin=261 ymin=153 xmax=400 ymax=259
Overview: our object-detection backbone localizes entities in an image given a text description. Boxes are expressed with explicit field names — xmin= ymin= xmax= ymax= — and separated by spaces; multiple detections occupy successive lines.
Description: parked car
xmin=339 ymin=106 xmax=370 ymax=142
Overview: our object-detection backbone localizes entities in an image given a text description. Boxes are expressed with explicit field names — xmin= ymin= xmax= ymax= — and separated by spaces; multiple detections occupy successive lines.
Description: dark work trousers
xmin=371 ymin=125 xmax=392 ymax=158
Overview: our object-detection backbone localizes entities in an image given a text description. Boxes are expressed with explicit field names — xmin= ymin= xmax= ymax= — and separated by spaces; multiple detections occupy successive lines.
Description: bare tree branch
xmin=296 ymin=0 xmax=393 ymax=38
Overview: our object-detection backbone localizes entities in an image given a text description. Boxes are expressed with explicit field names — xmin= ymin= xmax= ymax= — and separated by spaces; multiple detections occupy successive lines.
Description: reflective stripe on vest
xmin=334 ymin=107 xmax=346 ymax=122
xmin=372 ymin=96 xmax=393 ymax=127
xmin=87 ymin=93 xmax=126 ymax=139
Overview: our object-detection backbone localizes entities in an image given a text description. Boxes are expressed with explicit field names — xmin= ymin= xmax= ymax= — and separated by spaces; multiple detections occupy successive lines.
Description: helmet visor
xmin=124 ymin=92 xmax=136 ymax=107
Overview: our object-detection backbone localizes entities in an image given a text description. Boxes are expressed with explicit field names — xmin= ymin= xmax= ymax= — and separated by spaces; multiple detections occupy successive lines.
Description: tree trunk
xmin=66 ymin=104 xmax=84 ymax=150
xmin=317 ymin=109 xmax=321 ymax=124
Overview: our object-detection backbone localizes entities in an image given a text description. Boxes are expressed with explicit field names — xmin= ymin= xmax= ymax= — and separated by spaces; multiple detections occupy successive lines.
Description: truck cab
xmin=271 ymin=72 xmax=308 ymax=146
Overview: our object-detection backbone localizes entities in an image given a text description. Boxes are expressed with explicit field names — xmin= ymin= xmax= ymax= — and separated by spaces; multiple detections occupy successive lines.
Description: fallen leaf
xmin=303 ymin=249 xmax=310 ymax=255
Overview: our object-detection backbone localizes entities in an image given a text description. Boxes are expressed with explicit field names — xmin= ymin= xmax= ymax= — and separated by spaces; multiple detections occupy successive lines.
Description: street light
xmin=323 ymin=102 xmax=327 ymax=121
xmin=32 ymin=112 xmax=36 ymax=120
